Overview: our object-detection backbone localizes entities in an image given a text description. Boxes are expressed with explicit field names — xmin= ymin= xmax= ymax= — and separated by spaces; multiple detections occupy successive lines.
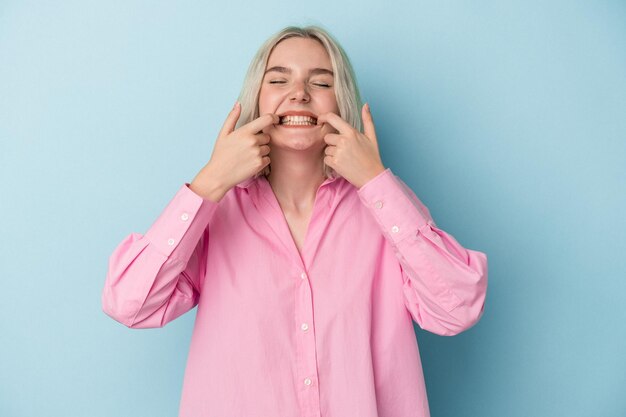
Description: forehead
xmin=266 ymin=37 xmax=332 ymax=69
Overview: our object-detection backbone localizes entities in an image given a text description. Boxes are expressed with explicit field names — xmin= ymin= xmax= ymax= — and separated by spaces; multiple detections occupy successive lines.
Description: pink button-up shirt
xmin=102 ymin=168 xmax=487 ymax=417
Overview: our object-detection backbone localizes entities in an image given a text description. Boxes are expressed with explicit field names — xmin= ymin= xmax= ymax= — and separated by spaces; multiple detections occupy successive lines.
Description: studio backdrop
xmin=0 ymin=1 xmax=624 ymax=416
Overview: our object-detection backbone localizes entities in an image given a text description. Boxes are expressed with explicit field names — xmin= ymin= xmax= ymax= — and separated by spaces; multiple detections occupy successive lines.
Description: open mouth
xmin=278 ymin=115 xmax=318 ymax=127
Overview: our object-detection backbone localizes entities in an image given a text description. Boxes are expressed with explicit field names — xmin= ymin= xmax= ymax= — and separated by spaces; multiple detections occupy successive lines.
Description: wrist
xmin=358 ymin=165 xmax=386 ymax=189
xmin=190 ymin=171 xmax=229 ymax=203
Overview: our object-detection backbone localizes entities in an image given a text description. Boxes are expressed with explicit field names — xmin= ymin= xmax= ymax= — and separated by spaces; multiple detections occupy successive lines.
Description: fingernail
xmin=365 ymin=103 xmax=370 ymax=113
xmin=233 ymin=100 xmax=239 ymax=110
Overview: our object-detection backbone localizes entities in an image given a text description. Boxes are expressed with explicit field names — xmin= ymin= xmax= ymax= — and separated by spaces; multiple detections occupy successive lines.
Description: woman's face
xmin=258 ymin=37 xmax=340 ymax=152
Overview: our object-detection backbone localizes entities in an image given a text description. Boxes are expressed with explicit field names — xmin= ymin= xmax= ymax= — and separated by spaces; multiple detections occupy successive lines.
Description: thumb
xmin=218 ymin=101 xmax=241 ymax=139
xmin=362 ymin=103 xmax=378 ymax=144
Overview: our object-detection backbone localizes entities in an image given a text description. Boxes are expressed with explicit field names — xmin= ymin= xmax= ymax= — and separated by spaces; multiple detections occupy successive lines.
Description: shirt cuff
xmin=357 ymin=168 xmax=430 ymax=245
xmin=144 ymin=183 xmax=220 ymax=258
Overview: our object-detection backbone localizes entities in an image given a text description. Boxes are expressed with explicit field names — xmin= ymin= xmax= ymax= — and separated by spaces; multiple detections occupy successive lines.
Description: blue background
xmin=1 ymin=1 xmax=624 ymax=416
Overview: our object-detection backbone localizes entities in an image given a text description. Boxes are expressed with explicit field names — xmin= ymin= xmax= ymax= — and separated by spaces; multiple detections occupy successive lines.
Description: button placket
xmin=295 ymin=269 xmax=321 ymax=415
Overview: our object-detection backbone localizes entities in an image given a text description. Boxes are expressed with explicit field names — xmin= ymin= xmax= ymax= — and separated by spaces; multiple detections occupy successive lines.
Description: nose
xmin=289 ymin=80 xmax=310 ymax=102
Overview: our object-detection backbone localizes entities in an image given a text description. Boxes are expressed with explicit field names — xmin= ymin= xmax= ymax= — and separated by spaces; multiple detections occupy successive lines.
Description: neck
xmin=266 ymin=148 xmax=326 ymax=213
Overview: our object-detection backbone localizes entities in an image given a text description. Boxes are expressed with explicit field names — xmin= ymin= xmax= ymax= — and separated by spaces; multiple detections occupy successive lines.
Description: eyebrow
xmin=264 ymin=66 xmax=334 ymax=77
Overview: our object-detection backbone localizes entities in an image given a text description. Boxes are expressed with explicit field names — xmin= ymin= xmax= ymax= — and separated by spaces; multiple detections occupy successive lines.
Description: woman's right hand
xmin=190 ymin=102 xmax=278 ymax=202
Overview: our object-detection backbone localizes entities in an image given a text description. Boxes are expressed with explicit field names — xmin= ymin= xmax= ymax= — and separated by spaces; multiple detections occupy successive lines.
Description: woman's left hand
xmin=317 ymin=103 xmax=386 ymax=189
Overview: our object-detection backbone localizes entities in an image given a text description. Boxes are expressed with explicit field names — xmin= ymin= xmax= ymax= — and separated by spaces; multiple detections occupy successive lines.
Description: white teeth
xmin=282 ymin=121 xmax=315 ymax=126
xmin=280 ymin=115 xmax=317 ymax=125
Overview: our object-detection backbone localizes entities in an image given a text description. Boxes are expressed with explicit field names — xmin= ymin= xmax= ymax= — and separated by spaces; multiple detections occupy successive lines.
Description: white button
xmin=167 ymin=238 xmax=175 ymax=245
xmin=391 ymin=225 xmax=399 ymax=233
xmin=301 ymin=272 xmax=307 ymax=280
xmin=301 ymin=323 xmax=309 ymax=331
xmin=181 ymin=213 xmax=189 ymax=221
xmin=374 ymin=200 xmax=383 ymax=209
xmin=304 ymin=378 xmax=312 ymax=386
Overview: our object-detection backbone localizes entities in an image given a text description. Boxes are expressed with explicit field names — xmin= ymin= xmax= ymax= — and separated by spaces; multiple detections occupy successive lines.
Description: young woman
xmin=102 ymin=25 xmax=488 ymax=417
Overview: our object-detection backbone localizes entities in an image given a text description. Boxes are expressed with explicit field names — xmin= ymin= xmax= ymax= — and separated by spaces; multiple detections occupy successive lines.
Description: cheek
xmin=323 ymin=92 xmax=340 ymax=113
xmin=257 ymin=91 xmax=270 ymax=114
xmin=258 ymin=86 xmax=288 ymax=114
xmin=258 ymin=86 xmax=277 ymax=113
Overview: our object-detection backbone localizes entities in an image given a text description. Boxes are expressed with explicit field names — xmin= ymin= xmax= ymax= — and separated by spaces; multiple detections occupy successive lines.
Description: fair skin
xmin=190 ymin=37 xmax=385 ymax=253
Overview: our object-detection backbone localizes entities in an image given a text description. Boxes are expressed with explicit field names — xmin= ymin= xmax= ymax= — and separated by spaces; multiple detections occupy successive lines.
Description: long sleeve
xmin=357 ymin=168 xmax=488 ymax=336
xmin=101 ymin=183 xmax=219 ymax=329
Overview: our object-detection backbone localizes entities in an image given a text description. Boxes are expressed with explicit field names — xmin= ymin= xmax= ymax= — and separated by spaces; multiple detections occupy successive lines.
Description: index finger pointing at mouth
xmin=316 ymin=112 xmax=353 ymax=134
xmin=243 ymin=113 xmax=280 ymax=134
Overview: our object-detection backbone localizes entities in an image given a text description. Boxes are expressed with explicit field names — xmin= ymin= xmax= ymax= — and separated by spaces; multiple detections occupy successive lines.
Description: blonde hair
xmin=236 ymin=25 xmax=363 ymax=179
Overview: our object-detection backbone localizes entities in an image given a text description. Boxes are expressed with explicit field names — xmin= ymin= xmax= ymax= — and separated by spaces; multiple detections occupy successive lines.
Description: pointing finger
xmin=316 ymin=112 xmax=353 ymax=135
xmin=243 ymin=113 xmax=280 ymax=134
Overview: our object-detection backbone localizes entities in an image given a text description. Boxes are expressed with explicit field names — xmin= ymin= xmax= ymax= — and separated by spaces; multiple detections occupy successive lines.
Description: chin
xmin=274 ymin=137 xmax=324 ymax=151
xmin=268 ymin=128 xmax=321 ymax=148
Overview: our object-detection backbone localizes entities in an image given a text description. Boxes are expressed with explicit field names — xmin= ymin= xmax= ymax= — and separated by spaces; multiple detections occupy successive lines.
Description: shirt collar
xmin=235 ymin=174 xmax=341 ymax=189
xmin=235 ymin=177 xmax=257 ymax=189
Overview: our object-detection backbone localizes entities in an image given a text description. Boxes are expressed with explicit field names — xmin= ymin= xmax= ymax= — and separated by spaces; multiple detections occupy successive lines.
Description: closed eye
xmin=268 ymin=80 xmax=331 ymax=87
